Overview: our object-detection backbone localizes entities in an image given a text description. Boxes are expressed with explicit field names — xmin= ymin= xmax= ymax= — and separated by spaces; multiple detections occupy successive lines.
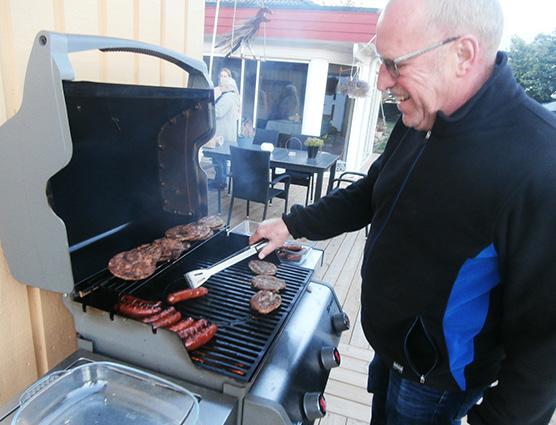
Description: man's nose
xmin=377 ymin=64 xmax=396 ymax=92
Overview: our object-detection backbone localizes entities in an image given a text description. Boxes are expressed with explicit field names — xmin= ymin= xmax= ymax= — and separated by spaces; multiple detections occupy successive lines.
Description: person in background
xmin=214 ymin=67 xmax=233 ymax=99
xmin=250 ymin=0 xmax=556 ymax=423
xmin=274 ymin=83 xmax=300 ymax=121
xmin=211 ymin=76 xmax=240 ymax=190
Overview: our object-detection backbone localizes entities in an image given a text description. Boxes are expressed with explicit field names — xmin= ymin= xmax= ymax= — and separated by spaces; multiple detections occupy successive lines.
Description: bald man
xmin=251 ymin=0 xmax=556 ymax=423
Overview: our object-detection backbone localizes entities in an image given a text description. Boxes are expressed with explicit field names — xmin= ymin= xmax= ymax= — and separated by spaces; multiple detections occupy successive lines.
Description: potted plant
xmin=304 ymin=137 xmax=324 ymax=159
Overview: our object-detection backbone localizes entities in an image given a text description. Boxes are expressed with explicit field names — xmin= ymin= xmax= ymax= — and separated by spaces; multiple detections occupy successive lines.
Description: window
xmin=256 ymin=61 xmax=308 ymax=146
xmin=321 ymin=64 xmax=355 ymax=158
xmin=205 ymin=56 xmax=309 ymax=144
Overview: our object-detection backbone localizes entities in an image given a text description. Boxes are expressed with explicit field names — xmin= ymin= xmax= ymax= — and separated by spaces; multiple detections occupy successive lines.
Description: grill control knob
xmin=320 ymin=346 xmax=341 ymax=369
xmin=332 ymin=312 xmax=350 ymax=334
xmin=303 ymin=392 xmax=326 ymax=420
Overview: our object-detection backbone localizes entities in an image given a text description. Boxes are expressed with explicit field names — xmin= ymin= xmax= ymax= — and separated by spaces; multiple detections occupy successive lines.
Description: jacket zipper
xmin=403 ymin=315 xmax=439 ymax=385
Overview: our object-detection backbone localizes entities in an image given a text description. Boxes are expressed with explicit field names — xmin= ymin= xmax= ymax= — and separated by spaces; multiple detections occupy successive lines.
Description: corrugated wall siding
xmin=0 ymin=0 xmax=205 ymax=405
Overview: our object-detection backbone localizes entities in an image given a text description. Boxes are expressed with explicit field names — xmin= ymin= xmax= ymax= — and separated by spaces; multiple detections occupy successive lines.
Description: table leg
xmin=314 ymin=172 xmax=324 ymax=202
xmin=326 ymin=161 xmax=338 ymax=195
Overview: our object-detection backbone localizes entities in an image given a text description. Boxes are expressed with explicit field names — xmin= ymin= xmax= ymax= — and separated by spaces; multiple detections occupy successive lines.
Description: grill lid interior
xmin=49 ymin=81 xmax=213 ymax=283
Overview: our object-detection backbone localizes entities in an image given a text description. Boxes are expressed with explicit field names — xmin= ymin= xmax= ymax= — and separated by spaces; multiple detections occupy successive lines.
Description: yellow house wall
xmin=0 ymin=0 xmax=205 ymax=405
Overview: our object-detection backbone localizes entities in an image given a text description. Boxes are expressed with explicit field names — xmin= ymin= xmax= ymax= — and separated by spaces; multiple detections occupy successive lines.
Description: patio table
xmin=202 ymin=143 xmax=340 ymax=202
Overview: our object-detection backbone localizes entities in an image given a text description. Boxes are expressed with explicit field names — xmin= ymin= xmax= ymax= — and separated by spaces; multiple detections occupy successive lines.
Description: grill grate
xmin=76 ymin=232 xmax=313 ymax=381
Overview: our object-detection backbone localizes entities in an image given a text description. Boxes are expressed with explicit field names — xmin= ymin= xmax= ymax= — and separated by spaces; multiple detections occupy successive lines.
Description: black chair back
xmin=253 ymin=128 xmax=279 ymax=146
xmin=230 ymin=146 xmax=270 ymax=203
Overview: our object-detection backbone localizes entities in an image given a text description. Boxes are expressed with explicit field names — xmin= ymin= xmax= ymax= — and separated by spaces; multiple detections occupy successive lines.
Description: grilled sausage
xmin=152 ymin=310 xmax=182 ymax=329
xmin=177 ymin=319 xmax=208 ymax=340
xmin=142 ymin=307 xmax=176 ymax=324
xmin=116 ymin=302 xmax=162 ymax=318
xmin=185 ymin=324 xmax=218 ymax=351
xmin=167 ymin=287 xmax=208 ymax=304
xmin=167 ymin=317 xmax=195 ymax=333
xmin=120 ymin=294 xmax=162 ymax=307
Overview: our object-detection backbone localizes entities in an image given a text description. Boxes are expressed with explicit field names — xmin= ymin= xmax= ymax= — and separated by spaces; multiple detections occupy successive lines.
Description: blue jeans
xmin=368 ymin=356 xmax=486 ymax=425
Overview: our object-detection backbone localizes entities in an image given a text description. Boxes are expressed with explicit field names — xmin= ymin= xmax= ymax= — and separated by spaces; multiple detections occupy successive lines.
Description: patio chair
xmin=272 ymin=135 xmax=314 ymax=206
xmin=202 ymin=159 xmax=224 ymax=214
xmin=330 ymin=171 xmax=369 ymax=236
xmin=227 ymin=146 xmax=291 ymax=225
xmin=253 ymin=128 xmax=279 ymax=146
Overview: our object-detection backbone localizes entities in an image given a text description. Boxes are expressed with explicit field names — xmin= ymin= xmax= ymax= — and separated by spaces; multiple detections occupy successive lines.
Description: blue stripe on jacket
xmin=442 ymin=243 xmax=500 ymax=390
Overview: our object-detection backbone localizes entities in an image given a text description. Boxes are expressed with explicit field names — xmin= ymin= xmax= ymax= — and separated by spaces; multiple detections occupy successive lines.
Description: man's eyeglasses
xmin=375 ymin=36 xmax=460 ymax=79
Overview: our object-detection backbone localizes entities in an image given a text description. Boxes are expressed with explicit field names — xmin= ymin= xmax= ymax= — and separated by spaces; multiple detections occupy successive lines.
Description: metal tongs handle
xmin=184 ymin=240 xmax=268 ymax=288
xmin=208 ymin=240 xmax=268 ymax=275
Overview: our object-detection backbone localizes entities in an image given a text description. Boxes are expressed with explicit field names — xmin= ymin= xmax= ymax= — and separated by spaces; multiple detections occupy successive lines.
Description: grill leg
xmin=246 ymin=200 xmax=250 ymax=217
xmin=263 ymin=202 xmax=268 ymax=220
xmin=227 ymin=196 xmax=235 ymax=226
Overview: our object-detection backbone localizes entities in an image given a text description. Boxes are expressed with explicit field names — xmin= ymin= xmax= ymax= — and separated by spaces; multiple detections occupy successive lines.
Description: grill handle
xmin=39 ymin=31 xmax=212 ymax=89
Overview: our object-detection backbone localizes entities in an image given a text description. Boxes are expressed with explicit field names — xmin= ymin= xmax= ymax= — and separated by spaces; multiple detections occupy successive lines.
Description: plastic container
xmin=12 ymin=361 xmax=199 ymax=425
xmin=277 ymin=243 xmax=311 ymax=264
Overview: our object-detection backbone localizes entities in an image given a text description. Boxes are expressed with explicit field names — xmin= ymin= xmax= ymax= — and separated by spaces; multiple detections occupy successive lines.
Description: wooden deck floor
xmin=205 ymin=170 xmax=374 ymax=424
xmin=204 ymin=167 xmax=556 ymax=425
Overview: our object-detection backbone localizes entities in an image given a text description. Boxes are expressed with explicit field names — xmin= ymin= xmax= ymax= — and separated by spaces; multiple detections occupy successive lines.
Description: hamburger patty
xmin=251 ymin=275 xmax=286 ymax=292
xmin=165 ymin=223 xmax=212 ymax=241
xmin=108 ymin=243 xmax=162 ymax=280
xmin=248 ymin=259 xmax=277 ymax=275
xmin=250 ymin=290 xmax=282 ymax=314
xmin=153 ymin=238 xmax=189 ymax=262
xmin=197 ymin=215 xmax=225 ymax=230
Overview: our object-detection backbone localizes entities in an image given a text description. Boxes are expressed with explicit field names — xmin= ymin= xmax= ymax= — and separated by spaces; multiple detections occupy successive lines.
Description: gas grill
xmin=0 ymin=32 xmax=350 ymax=425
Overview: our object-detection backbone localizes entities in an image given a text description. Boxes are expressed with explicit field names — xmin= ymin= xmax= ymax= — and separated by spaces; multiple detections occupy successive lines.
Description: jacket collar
xmin=432 ymin=52 xmax=523 ymax=135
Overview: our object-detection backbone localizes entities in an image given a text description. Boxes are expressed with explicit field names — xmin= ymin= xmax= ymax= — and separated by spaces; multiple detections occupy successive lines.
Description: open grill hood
xmin=0 ymin=31 xmax=214 ymax=293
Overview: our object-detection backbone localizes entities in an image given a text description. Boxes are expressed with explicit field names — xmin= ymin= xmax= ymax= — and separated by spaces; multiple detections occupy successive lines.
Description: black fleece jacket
xmin=283 ymin=53 xmax=556 ymax=424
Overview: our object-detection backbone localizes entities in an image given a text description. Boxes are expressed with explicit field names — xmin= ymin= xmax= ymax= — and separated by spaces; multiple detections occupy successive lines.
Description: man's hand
xmin=249 ymin=218 xmax=290 ymax=259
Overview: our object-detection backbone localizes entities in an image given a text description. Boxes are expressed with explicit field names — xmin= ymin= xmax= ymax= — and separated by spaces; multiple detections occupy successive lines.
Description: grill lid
xmin=0 ymin=31 xmax=213 ymax=293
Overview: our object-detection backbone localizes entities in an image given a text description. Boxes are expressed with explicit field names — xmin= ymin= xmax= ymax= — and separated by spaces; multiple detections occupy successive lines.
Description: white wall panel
xmin=162 ymin=0 xmax=186 ymax=87
xmin=64 ymin=0 xmax=101 ymax=82
xmin=105 ymin=0 xmax=134 ymax=84
xmin=138 ymin=0 xmax=161 ymax=86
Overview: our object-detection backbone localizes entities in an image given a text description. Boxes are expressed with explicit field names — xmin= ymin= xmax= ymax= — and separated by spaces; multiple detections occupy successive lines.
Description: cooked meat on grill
xmin=119 ymin=294 xmax=162 ymax=308
xmin=250 ymin=290 xmax=282 ymax=314
xmin=165 ymin=223 xmax=212 ymax=241
xmin=167 ymin=287 xmax=208 ymax=304
xmin=248 ymin=259 xmax=277 ymax=275
xmin=178 ymin=319 xmax=209 ymax=340
xmin=142 ymin=306 xmax=177 ymax=324
xmin=115 ymin=301 xmax=162 ymax=318
xmin=153 ymin=237 xmax=189 ymax=262
xmin=185 ymin=323 xmax=218 ymax=351
xmin=277 ymin=251 xmax=303 ymax=262
xmin=251 ymin=275 xmax=286 ymax=292
xmin=197 ymin=215 xmax=225 ymax=230
xmin=193 ymin=225 xmax=213 ymax=240
xmin=281 ymin=243 xmax=304 ymax=252
xmin=167 ymin=317 xmax=195 ymax=333
xmin=108 ymin=243 xmax=162 ymax=280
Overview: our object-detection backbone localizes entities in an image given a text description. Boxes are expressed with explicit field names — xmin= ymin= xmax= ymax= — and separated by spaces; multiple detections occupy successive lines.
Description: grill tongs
xmin=184 ymin=240 xmax=269 ymax=288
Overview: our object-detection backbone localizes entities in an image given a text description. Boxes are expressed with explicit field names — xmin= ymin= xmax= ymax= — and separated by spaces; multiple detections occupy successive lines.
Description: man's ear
xmin=455 ymin=35 xmax=479 ymax=77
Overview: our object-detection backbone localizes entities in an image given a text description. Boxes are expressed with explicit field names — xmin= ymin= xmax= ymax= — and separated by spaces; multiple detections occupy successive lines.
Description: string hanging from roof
xmin=215 ymin=1 xmax=272 ymax=60
xmin=337 ymin=34 xmax=377 ymax=98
